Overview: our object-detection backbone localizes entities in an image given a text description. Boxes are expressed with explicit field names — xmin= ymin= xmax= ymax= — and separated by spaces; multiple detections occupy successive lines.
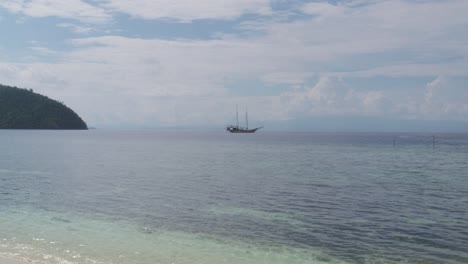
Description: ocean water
xmin=0 ymin=130 xmax=467 ymax=264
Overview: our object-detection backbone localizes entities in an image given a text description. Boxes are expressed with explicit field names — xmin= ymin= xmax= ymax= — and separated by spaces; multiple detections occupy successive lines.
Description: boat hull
xmin=226 ymin=127 xmax=262 ymax=133
xmin=228 ymin=129 xmax=257 ymax=133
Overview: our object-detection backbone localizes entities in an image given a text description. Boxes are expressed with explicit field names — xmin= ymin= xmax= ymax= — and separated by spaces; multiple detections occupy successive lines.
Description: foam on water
xmin=0 ymin=207 xmax=346 ymax=264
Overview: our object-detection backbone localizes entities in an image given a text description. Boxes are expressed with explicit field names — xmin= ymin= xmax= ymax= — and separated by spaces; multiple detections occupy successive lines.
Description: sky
xmin=1 ymin=0 xmax=468 ymax=131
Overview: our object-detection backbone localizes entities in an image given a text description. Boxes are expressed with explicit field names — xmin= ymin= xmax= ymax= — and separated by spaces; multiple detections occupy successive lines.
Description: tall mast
xmin=236 ymin=104 xmax=239 ymax=127
xmin=246 ymin=107 xmax=248 ymax=129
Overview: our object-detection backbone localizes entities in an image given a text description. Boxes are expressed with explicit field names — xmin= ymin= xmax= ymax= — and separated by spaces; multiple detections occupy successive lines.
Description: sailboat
xmin=226 ymin=105 xmax=263 ymax=133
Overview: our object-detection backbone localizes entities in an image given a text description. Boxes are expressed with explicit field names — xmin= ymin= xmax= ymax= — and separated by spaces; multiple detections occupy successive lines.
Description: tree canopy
xmin=0 ymin=84 xmax=87 ymax=129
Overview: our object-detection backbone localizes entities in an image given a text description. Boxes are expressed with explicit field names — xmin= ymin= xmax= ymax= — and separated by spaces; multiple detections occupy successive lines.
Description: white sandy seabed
xmin=0 ymin=257 xmax=25 ymax=264
xmin=0 ymin=207 xmax=350 ymax=264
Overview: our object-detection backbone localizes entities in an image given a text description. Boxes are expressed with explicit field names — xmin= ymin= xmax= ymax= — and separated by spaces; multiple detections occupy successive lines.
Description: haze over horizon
xmin=1 ymin=0 xmax=468 ymax=131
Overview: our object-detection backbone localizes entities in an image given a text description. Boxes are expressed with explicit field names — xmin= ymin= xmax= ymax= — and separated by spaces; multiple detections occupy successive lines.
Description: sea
xmin=0 ymin=130 xmax=467 ymax=264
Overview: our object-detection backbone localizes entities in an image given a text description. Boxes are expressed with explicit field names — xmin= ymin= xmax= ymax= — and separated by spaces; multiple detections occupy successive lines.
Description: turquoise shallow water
xmin=0 ymin=130 xmax=467 ymax=263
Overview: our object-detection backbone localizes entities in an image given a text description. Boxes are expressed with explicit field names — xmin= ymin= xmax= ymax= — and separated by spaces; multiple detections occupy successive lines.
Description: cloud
xmin=29 ymin=46 xmax=57 ymax=55
xmin=423 ymin=76 xmax=468 ymax=119
xmin=331 ymin=62 xmax=468 ymax=78
xmin=0 ymin=63 xmax=67 ymax=89
xmin=100 ymin=0 xmax=272 ymax=21
xmin=0 ymin=0 xmax=111 ymax=23
xmin=276 ymin=74 xmax=468 ymax=122
xmin=64 ymin=35 xmax=306 ymax=97
xmin=279 ymin=76 xmax=392 ymax=117
xmin=1 ymin=0 xmax=468 ymax=128
xmin=57 ymin=23 xmax=94 ymax=34
xmin=0 ymin=0 xmax=273 ymax=24
xmin=301 ymin=2 xmax=346 ymax=18
xmin=220 ymin=0 xmax=468 ymax=87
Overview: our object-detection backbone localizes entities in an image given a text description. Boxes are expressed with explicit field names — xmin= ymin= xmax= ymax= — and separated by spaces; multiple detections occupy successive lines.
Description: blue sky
xmin=1 ymin=0 xmax=468 ymax=131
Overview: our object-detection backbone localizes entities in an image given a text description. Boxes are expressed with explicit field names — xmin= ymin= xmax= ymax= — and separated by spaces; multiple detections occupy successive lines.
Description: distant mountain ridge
xmin=0 ymin=84 xmax=87 ymax=129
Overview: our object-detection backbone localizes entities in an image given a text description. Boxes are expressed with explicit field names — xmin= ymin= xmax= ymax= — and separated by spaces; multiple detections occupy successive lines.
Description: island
xmin=0 ymin=84 xmax=88 ymax=129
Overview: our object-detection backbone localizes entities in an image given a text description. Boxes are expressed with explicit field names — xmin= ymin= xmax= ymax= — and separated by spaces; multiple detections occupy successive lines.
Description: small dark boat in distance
xmin=226 ymin=105 xmax=262 ymax=133
xmin=226 ymin=125 xmax=262 ymax=133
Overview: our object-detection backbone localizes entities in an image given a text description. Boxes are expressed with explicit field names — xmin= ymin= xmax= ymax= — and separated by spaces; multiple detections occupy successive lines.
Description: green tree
xmin=0 ymin=84 xmax=88 ymax=129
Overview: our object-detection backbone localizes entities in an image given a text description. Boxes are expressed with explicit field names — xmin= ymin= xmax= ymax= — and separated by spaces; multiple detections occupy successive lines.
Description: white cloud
xmin=57 ymin=23 xmax=94 ymax=34
xmin=0 ymin=0 xmax=111 ymax=23
xmin=301 ymin=2 xmax=346 ymax=18
xmin=212 ymin=1 xmax=465 ymax=89
xmin=29 ymin=46 xmax=57 ymax=55
xmin=332 ymin=62 xmax=468 ymax=78
xmin=276 ymin=74 xmax=468 ymax=122
xmin=64 ymin=35 xmax=305 ymax=97
xmin=100 ymin=0 xmax=272 ymax=21
xmin=1 ymin=0 xmax=468 ymax=127
xmin=423 ymin=76 xmax=468 ymax=119
xmin=0 ymin=0 xmax=273 ymax=24
xmin=279 ymin=76 xmax=390 ymax=117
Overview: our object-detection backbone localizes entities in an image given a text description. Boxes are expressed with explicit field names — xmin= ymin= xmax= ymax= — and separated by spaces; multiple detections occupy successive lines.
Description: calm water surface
xmin=0 ymin=130 xmax=467 ymax=263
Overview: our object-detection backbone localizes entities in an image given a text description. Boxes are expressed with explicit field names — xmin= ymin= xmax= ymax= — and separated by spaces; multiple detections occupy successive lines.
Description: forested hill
xmin=0 ymin=84 xmax=87 ymax=129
